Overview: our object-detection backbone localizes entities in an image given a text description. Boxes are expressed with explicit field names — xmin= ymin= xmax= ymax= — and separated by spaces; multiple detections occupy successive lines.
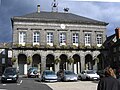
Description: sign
xmin=8 ymin=50 xmax=12 ymax=58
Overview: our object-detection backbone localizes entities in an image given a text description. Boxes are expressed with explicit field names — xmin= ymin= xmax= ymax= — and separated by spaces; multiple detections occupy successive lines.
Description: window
xmin=85 ymin=33 xmax=91 ymax=46
xmin=97 ymin=34 xmax=102 ymax=45
xmin=59 ymin=33 xmax=66 ymax=45
xmin=33 ymin=32 xmax=40 ymax=45
xmin=47 ymin=32 xmax=53 ymax=46
xmin=72 ymin=33 xmax=79 ymax=46
xmin=19 ymin=32 xmax=26 ymax=45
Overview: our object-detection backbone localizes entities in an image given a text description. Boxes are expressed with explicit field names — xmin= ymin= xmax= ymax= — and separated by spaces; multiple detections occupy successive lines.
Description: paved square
xmin=45 ymin=81 xmax=98 ymax=90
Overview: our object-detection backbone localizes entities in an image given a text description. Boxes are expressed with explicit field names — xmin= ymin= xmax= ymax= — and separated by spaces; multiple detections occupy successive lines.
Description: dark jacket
xmin=97 ymin=76 xmax=120 ymax=90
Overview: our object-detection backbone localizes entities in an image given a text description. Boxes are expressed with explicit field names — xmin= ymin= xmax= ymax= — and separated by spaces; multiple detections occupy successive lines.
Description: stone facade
xmin=11 ymin=9 xmax=108 ymax=75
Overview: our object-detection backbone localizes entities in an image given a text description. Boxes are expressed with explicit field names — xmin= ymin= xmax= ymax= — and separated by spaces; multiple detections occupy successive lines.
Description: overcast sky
xmin=0 ymin=0 xmax=120 ymax=42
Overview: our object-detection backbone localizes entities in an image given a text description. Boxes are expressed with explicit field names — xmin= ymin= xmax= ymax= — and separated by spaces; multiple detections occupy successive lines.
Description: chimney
xmin=115 ymin=28 xmax=120 ymax=40
xmin=37 ymin=5 xmax=40 ymax=13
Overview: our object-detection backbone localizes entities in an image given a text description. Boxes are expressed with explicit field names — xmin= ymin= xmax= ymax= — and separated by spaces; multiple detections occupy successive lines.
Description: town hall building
xmin=11 ymin=2 xmax=108 ymax=75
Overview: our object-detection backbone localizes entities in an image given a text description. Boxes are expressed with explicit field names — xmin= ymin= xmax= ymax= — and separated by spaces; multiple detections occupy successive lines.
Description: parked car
xmin=57 ymin=70 xmax=78 ymax=81
xmin=1 ymin=67 xmax=19 ymax=83
xmin=27 ymin=67 xmax=39 ymax=78
xmin=41 ymin=70 xmax=58 ymax=82
xmin=78 ymin=70 xmax=100 ymax=81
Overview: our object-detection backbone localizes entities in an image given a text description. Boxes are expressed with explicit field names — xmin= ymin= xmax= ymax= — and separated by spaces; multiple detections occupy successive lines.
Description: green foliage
xmin=27 ymin=56 xmax=32 ymax=65
xmin=11 ymin=57 xmax=16 ymax=63
xmin=70 ymin=45 xmax=77 ymax=49
xmin=95 ymin=57 xmax=99 ymax=63
xmin=67 ymin=56 xmax=74 ymax=64
xmin=54 ymin=57 xmax=61 ymax=65
xmin=78 ymin=44 xmax=85 ymax=49
xmin=45 ymin=44 xmax=51 ymax=49
xmin=25 ymin=44 xmax=32 ymax=48
xmin=60 ymin=45 xmax=67 ymax=49
xmin=33 ymin=44 xmax=40 ymax=48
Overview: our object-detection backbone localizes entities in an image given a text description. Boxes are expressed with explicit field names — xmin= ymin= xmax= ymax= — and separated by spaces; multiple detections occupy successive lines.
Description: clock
xmin=60 ymin=24 xmax=65 ymax=29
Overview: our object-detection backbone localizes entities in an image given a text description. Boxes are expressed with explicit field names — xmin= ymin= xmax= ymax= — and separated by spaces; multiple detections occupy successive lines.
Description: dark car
xmin=1 ymin=67 xmax=19 ymax=83
xmin=57 ymin=70 xmax=78 ymax=81
xmin=27 ymin=67 xmax=40 ymax=78
xmin=41 ymin=70 xmax=58 ymax=82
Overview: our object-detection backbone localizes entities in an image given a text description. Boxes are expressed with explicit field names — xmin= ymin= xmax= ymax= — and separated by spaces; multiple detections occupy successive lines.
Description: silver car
xmin=41 ymin=70 xmax=58 ymax=82
xmin=78 ymin=70 xmax=100 ymax=80
xmin=57 ymin=70 xmax=78 ymax=81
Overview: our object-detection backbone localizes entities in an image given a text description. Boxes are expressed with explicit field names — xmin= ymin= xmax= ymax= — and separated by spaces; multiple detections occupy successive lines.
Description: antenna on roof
xmin=51 ymin=0 xmax=58 ymax=12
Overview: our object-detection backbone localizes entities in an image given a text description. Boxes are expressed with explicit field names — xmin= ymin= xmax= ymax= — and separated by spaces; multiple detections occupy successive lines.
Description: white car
xmin=78 ymin=70 xmax=100 ymax=80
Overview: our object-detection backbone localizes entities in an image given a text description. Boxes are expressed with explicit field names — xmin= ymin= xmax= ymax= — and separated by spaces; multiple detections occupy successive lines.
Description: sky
xmin=0 ymin=0 xmax=120 ymax=42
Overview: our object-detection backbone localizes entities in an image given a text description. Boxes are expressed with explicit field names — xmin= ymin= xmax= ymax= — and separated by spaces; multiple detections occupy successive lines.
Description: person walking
xmin=97 ymin=67 xmax=120 ymax=90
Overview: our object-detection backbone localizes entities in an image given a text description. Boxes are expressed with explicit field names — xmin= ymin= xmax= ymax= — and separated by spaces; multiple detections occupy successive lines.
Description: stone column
xmin=78 ymin=62 xmax=80 ymax=74
xmin=68 ymin=63 xmax=73 ymax=71
xmin=13 ymin=56 xmax=18 ymax=69
xmin=55 ymin=63 xmax=59 ymax=73
xmin=67 ymin=30 xmax=71 ymax=46
xmin=54 ymin=29 xmax=59 ymax=46
xmin=40 ymin=29 xmax=46 ymax=46
xmin=80 ymin=30 xmax=84 ymax=45
xmin=81 ymin=56 xmax=85 ymax=71
xmin=41 ymin=55 xmax=46 ymax=73
xmin=38 ymin=63 xmax=40 ymax=73
xmin=93 ymin=56 xmax=98 ymax=71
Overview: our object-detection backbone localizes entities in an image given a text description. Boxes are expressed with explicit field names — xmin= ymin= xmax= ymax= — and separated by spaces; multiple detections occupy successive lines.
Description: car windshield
xmin=29 ymin=68 xmax=37 ymax=71
xmin=65 ymin=71 xmax=74 ymax=75
xmin=4 ymin=68 xmax=16 ymax=74
xmin=86 ymin=70 xmax=95 ymax=74
xmin=45 ymin=71 xmax=55 ymax=75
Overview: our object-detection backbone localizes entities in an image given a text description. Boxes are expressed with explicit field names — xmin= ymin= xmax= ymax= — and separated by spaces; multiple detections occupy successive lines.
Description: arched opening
xmin=46 ymin=54 xmax=55 ymax=71
xmin=85 ymin=54 xmax=93 ymax=70
xmin=73 ymin=54 xmax=81 ymax=74
xmin=97 ymin=54 xmax=105 ymax=70
xmin=59 ymin=54 xmax=68 ymax=70
xmin=18 ymin=54 xmax=27 ymax=75
xmin=32 ymin=54 xmax=41 ymax=72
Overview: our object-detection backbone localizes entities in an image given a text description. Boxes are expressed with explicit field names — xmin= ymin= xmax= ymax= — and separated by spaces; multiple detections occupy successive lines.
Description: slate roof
xmin=12 ymin=11 xmax=108 ymax=25
xmin=112 ymin=39 xmax=120 ymax=47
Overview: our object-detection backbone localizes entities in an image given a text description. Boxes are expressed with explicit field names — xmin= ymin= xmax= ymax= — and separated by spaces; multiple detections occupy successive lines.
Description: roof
xmin=103 ymin=34 xmax=116 ymax=48
xmin=112 ymin=39 xmax=120 ymax=47
xmin=12 ymin=11 xmax=108 ymax=25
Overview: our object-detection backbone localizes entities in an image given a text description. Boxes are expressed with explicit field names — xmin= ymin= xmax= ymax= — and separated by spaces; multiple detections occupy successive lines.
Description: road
xmin=0 ymin=77 xmax=98 ymax=90
xmin=0 ymin=77 xmax=52 ymax=90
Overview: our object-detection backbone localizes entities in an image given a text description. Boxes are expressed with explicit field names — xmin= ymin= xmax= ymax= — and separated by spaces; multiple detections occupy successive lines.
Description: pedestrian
xmin=97 ymin=67 xmax=120 ymax=90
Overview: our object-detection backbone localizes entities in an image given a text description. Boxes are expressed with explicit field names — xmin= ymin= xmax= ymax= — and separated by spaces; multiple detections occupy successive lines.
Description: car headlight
xmin=2 ymin=75 xmax=5 ymax=78
xmin=13 ymin=75 xmax=17 ymax=78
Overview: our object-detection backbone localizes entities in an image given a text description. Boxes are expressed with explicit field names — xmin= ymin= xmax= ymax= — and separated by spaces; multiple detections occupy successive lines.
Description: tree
xmin=54 ymin=56 xmax=61 ymax=65
xmin=11 ymin=56 xmax=16 ymax=63
xmin=67 ymin=56 xmax=74 ymax=64
xmin=27 ymin=56 xmax=32 ymax=65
